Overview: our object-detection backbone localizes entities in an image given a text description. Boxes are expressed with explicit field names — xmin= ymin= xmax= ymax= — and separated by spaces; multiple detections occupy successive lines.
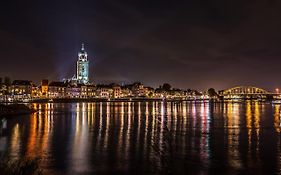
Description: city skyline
xmin=0 ymin=42 xmax=279 ymax=92
xmin=1 ymin=1 xmax=281 ymax=91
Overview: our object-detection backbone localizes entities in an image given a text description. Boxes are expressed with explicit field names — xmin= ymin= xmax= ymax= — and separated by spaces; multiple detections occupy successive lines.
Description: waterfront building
xmin=66 ymin=83 xmax=82 ymax=98
xmin=80 ymin=84 xmax=87 ymax=98
xmin=86 ymin=84 xmax=96 ymax=98
xmin=0 ymin=79 xmax=11 ymax=101
xmin=77 ymin=84 xmax=96 ymax=98
xmin=0 ymin=84 xmax=7 ymax=96
xmin=154 ymin=88 xmax=168 ymax=98
xmin=76 ymin=43 xmax=89 ymax=84
xmin=96 ymin=85 xmax=113 ymax=98
xmin=121 ymin=86 xmax=132 ymax=97
xmin=169 ymin=89 xmax=184 ymax=97
xmin=10 ymin=80 xmax=32 ymax=100
xmin=145 ymin=87 xmax=155 ymax=98
xmin=66 ymin=84 xmax=81 ymax=98
xmin=112 ymin=84 xmax=121 ymax=98
xmin=41 ymin=79 xmax=49 ymax=97
xmin=48 ymin=82 xmax=67 ymax=98
xmin=132 ymin=82 xmax=146 ymax=97
xmin=143 ymin=87 xmax=154 ymax=97
xmin=31 ymin=83 xmax=40 ymax=98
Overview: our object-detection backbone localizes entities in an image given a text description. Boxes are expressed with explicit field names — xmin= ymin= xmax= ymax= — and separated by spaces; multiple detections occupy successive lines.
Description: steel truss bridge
xmin=220 ymin=86 xmax=275 ymax=99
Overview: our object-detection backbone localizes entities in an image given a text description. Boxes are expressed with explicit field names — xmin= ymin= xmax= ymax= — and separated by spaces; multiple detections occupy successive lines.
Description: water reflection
xmin=10 ymin=123 xmax=20 ymax=158
xmin=0 ymin=102 xmax=281 ymax=174
xmin=274 ymin=104 xmax=281 ymax=133
xmin=225 ymin=102 xmax=241 ymax=169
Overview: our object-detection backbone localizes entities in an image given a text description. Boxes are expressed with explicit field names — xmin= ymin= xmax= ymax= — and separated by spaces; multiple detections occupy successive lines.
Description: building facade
xmin=77 ymin=43 xmax=89 ymax=84
xmin=10 ymin=80 xmax=32 ymax=100
xmin=96 ymin=85 xmax=113 ymax=98
xmin=48 ymin=82 xmax=67 ymax=98
xmin=112 ymin=84 xmax=121 ymax=98
xmin=41 ymin=79 xmax=49 ymax=97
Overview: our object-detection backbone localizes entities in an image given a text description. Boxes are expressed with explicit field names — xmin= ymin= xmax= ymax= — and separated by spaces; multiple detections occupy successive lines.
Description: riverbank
xmin=29 ymin=98 xmax=279 ymax=103
xmin=30 ymin=97 xmax=208 ymax=103
xmin=0 ymin=104 xmax=36 ymax=117
xmin=1 ymin=97 xmax=278 ymax=104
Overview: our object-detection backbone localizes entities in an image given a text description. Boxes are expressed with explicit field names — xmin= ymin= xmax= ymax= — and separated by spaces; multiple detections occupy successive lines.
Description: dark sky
xmin=1 ymin=0 xmax=281 ymax=91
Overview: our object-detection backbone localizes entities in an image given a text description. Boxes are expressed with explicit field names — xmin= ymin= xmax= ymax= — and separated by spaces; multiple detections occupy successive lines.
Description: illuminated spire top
xmin=78 ymin=43 xmax=87 ymax=60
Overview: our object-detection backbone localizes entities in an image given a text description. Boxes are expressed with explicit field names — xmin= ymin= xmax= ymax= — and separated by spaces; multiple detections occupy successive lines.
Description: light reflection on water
xmin=0 ymin=101 xmax=281 ymax=174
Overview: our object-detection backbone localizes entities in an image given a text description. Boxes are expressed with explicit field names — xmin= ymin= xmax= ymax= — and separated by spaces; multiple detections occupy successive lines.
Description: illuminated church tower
xmin=76 ymin=43 xmax=89 ymax=84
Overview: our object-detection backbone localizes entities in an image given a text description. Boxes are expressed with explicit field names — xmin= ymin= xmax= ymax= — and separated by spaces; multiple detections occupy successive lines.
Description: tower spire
xmin=81 ymin=43 xmax=85 ymax=51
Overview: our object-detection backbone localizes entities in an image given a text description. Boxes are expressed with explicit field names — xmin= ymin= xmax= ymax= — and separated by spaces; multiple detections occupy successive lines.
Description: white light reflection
xmin=10 ymin=123 xmax=20 ymax=158
xmin=103 ymin=102 xmax=110 ymax=151
xmin=117 ymin=102 xmax=124 ymax=168
xmin=226 ymin=102 xmax=242 ymax=169
xmin=71 ymin=102 xmax=90 ymax=173
xmin=274 ymin=104 xmax=281 ymax=133
xmin=199 ymin=102 xmax=210 ymax=165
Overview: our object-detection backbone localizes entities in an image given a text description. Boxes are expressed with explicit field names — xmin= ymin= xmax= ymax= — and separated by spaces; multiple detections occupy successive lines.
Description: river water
xmin=0 ymin=101 xmax=281 ymax=174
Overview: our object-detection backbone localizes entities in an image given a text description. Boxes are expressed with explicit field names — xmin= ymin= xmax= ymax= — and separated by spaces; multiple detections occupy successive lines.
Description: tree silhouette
xmin=162 ymin=83 xmax=171 ymax=91
xmin=207 ymin=88 xmax=218 ymax=97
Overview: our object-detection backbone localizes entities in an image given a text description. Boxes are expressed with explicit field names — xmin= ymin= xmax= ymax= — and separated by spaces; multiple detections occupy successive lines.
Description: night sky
xmin=1 ymin=0 xmax=281 ymax=91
